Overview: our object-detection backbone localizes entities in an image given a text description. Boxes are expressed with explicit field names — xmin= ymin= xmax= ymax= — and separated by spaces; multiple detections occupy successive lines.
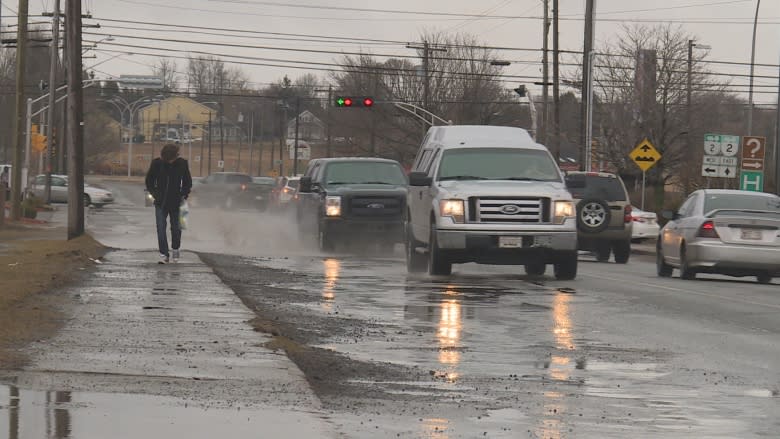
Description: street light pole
xmin=747 ymin=0 xmax=761 ymax=134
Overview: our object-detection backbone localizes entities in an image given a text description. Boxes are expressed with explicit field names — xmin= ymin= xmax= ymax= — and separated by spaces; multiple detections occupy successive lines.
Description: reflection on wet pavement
xmin=322 ymin=258 xmax=340 ymax=312
xmin=248 ymin=254 xmax=780 ymax=437
xmin=436 ymin=291 xmax=462 ymax=382
xmin=0 ymin=384 xmax=323 ymax=439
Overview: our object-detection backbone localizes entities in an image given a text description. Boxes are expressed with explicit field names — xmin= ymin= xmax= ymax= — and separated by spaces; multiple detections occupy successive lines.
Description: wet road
xmin=6 ymin=178 xmax=779 ymax=438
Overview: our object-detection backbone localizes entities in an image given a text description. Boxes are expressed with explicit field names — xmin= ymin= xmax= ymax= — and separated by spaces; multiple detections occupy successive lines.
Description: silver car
xmin=31 ymin=174 xmax=114 ymax=208
xmin=657 ymin=189 xmax=780 ymax=284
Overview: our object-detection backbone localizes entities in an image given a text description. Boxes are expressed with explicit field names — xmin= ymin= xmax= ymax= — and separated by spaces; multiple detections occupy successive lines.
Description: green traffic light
xmin=336 ymin=98 xmax=345 ymax=106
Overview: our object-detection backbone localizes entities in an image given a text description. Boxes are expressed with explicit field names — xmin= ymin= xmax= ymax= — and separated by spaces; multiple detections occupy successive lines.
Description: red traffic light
xmin=335 ymin=96 xmax=374 ymax=108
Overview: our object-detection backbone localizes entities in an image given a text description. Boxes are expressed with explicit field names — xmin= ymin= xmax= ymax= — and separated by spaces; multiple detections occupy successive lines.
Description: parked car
xmin=406 ymin=125 xmax=578 ymax=279
xmin=30 ymin=174 xmax=114 ymax=207
xmin=657 ymin=189 xmax=780 ymax=283
xmin=564 ymin=172 xmax=633 ymax=263
xmin=191 ymin=172 xmax=268 ymax=210
xmin=297 ymin=158 xmax=408 ymax=252
xmin=631 ymin=206 xmax=660 ymax=242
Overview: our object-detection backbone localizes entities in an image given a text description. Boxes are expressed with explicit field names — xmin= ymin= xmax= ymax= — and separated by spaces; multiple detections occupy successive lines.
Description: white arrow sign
xmin=742 ymin=161 xmax=762 ymax=169
xmin=702 ymin=164 xmax=720 ymax=177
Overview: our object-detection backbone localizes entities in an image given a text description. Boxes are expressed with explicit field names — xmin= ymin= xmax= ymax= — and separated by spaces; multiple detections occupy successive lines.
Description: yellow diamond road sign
xmin=629 ymin=139 xmax=661 ymax=172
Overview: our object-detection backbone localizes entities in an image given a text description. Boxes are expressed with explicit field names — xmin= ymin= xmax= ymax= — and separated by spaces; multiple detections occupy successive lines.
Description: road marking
xmin=578 ymin=271 xmax=780 ymax=311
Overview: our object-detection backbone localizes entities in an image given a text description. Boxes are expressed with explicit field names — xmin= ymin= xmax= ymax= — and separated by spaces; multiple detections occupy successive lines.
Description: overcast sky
xmin=21 ymin=0 xmax=780 ymax=103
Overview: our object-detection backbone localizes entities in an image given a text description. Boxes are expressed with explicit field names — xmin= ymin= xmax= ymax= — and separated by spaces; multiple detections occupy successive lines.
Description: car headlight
xmin=440 ymin=199 xmax=465 ymax=223
xmin=325 ymin=196 xmax=341 ymax=217
xmin=554 ymin=200 xmax=575 ymax=224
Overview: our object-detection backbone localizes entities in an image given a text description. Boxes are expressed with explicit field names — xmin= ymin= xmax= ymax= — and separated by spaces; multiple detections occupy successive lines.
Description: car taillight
xmin=283 ymin=188 xmax=290 ymax=194
xmin=624 ymin=205 xmax=632 ymax=223
xmin=697 ymin=221 xmax=720 ymax=238
xmin=240 ymin=184 xmax=247 ymax=191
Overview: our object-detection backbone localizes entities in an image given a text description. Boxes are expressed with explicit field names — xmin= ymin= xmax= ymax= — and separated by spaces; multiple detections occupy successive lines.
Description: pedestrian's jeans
xmin=155 ymin=205 xmax=181 ymax=256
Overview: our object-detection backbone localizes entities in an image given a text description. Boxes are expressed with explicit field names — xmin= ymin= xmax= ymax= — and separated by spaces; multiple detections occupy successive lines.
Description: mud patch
xmin=0 ymin=227 xmax=107 ymax=369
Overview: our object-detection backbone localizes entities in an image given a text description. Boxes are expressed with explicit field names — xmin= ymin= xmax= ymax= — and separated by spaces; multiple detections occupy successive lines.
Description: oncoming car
xmin=657 ymin=189 xmax=780 ymax=284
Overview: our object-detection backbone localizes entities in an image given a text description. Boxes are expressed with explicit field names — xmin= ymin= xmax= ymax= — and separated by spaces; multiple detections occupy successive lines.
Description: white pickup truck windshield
xmin=437 ymin=148 xmax=561 ymax=182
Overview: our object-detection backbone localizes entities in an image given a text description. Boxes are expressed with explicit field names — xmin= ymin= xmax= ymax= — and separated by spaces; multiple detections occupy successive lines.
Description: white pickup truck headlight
xmin=440 ymin=199 xmax=465 ymax=223
xmin=325 ymin=196 xmax=342 ymax=217
xmin=554 ymin=200 xmax=575 ymax=224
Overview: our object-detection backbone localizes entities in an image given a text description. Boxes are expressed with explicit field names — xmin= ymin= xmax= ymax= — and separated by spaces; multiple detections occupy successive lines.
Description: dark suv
xmin=296 ymin=158 xmax=408 ymax=252
xmin=565 ymin=172 xmax=633 ymax=263
xmin=193 ymin=172 xmax=272 ymax=210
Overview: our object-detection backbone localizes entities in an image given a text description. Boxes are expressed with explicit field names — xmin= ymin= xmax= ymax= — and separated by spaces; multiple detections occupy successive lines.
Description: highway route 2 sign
xmin=720 ymin=135 xmax=740 ymax=157
xmin=704 ymin=134 xmax=721 ymax=155
xmin=629 ymin=138 xmax=661 ymax=172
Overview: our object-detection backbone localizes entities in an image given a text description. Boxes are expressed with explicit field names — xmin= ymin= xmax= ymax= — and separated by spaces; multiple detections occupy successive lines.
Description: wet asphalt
xmin=2 ymin=178 xmax=778 ymax=438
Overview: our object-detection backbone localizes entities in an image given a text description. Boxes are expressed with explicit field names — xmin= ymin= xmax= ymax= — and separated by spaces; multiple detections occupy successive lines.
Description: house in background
xmin=287 ymin=110 xmax=326 ymax=142
xmin=137 ymin=96 xmax=242 ymax=144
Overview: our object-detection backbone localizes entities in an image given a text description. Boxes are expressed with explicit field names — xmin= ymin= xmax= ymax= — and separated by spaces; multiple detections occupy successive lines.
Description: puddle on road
xmin=0 ymin=384 xmax=320 ymax=439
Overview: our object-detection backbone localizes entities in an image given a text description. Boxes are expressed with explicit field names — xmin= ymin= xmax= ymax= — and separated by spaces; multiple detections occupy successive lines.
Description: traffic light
xmin=32 ymin=133 xmax=47 ymax=152
xmin=335 ymin=96 xmax=374 ymax=108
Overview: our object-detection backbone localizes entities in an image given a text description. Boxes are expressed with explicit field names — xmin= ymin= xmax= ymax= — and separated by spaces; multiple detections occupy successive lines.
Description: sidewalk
xmin=8 ymin=249 xmax=334 ymax=438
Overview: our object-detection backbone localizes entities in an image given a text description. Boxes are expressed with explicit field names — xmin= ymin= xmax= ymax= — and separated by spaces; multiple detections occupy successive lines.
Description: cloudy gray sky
xmin=23 ymin=0 xmax=780 ymax=103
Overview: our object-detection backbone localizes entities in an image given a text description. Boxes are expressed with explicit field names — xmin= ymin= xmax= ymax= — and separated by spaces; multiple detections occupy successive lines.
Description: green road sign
xmin=739 ymin=170 xmax=764 ymax=192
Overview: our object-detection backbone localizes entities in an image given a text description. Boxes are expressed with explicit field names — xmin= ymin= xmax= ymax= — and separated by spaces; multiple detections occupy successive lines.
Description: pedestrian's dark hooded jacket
xmin=145 ymin=157 xmax=192 ymax=210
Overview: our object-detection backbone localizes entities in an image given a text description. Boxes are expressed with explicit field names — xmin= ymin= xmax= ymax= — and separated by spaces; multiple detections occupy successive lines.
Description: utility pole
xmin=44 ymin=0 xmax=60 ymax=204
xmin=11 ymin=0 xmax=29 ymax=220
xmin=218 ymin=102 xmax=224 ymax=167
xmin=66 ymin=0 xmax=84 ymax=239
xmin=293 ymin=97 xmax=300 ymax=175
xmin=199 ymin=130 xmax=204 ymax=176
xmin=248 ymin=110 xmax=254 ymax=177
xmin=541 ymin=0 xmax=550 ymax=146
xmin=747 ymin=0 xmax=761 ymax=135
xmin=279 ymin=103 xmax=287 ymax=176
xmin=686 ymin=40 xmax=694 ymax=193
xmin=580 ymin=0 xmax=595 ymax=170
xmin=423 ymin=41 xmax=430 ymax=112
xmin=406 ymin=41 xmax=446 ymax=115
xmin=552 ymin=0 xmax=561 ymax=162
xmin=775 ymin=49 xmax=780 ymax=195
xmin=327 ymin=85 xmax=333 ymax=158
xmin=207 ymin=112 xmax=212 ymax=175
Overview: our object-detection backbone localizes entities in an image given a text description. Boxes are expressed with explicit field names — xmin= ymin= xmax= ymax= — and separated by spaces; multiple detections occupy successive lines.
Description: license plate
xmin=499 ymin=236 xmax=523 ymax=248
xmin=741 ymin=229 xmax=762 ymax=240
xmin=534 ymin=235 xmax=554 ymax=247
xmin=255 ymin=196 xmax=264 ymax=200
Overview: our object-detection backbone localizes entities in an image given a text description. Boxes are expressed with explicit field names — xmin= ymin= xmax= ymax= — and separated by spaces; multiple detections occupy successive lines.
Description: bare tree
xmin=590 ymin=24 xmax=727 ymax=209
xmin=151 ymin=59 xmax=178 ymax=91
xmin=186 ymin=55 xmax=249 ymax=95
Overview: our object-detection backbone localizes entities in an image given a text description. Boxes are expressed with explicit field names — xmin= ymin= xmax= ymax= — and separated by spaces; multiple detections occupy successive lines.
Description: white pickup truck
xmin=405 ymin=126 xmax=579 ymax=279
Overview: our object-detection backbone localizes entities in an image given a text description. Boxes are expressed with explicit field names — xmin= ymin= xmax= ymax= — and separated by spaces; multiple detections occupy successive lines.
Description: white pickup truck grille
xmin=473 ymin=197 xmax=546 ymax=223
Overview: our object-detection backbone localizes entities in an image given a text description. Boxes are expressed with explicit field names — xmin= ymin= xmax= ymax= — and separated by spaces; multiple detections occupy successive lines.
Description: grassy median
xmin=0 ymin=225 xmax=106 ymax=368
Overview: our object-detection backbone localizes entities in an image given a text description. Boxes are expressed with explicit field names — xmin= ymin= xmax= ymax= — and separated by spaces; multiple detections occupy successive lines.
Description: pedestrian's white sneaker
xmin=158 ymin=253 xmax=169 ymax=264
xmin=172 ymin=249 xmax=180 ymax=263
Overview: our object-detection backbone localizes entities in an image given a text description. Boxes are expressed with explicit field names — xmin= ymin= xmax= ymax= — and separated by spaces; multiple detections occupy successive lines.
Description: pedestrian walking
xmin=145 ymin=143 xmax=192 ymax=264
